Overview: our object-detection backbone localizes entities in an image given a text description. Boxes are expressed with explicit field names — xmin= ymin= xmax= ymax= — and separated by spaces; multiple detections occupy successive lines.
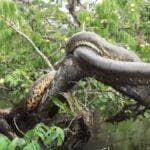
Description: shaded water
xmin=86 ymin=115 xmax=150 ymax=150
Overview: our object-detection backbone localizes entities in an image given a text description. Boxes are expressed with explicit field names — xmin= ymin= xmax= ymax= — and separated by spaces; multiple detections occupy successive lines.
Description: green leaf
xmin=0 ymin=134 xmax=10 ymax=150
xmin=8 ymin=138 xmax=25 ymax=150
xmin=45 ymin=126 xmax=65 ymax=146
xmin=23 ymin=141 xmax=40 ymax=150
xmin=52 ymin=97 xmax=72 ymax=115
xmin=55 ymin=127 xmax=65 ymax=146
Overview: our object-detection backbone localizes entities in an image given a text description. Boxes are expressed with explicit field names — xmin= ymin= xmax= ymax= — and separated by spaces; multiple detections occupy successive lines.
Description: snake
xmin=66 ymin=31 xmax=150 ymax=106
xmin=0 ymin=71 xmax=56 ymax=115
xmin=1 ymin=31 xmax=149 ymax=115
xmin=66 ymin=31 xmax=141 ymax=62
xmin=25 ymin=71 xmax=56 ymax=111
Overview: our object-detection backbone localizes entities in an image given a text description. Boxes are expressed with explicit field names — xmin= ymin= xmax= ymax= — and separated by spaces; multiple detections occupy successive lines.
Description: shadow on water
xmin=86 ymin=111 xmax=150 ymax=150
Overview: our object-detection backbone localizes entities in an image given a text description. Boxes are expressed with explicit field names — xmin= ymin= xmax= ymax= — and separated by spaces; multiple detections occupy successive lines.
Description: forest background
xmin=0 ymin=0 xmax=150 ymax=149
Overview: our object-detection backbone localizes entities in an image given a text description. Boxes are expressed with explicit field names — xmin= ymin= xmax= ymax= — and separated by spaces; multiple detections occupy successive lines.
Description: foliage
xmin=0 ymin=0 xmax=150 ymax=149
xmin=75 ymin=0 xmax=150 ymax=119
xmin=0 ymin=124 xmax=65 ymax=150
xmin=52 ymin=97 xmax=73 ymax=115
xmin=0 ymin=0 xmax=149 ymax=117
xmin=78 ymin=0 xmax=150 ymax=57
xmin=0 ymin=0 xmax=71 ymax=105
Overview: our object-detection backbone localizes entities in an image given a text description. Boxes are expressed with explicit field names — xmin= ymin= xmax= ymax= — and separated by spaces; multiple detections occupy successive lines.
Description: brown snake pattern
xmin=66 ymin=31 xmax=141 ymax=62
xmin=26 ymin=71 xmax=56 ymax=111
xmin=66 ymin=31 xmax=150 ymax=105
xmin=0 ymin=71 xmax=55 ymax=115
xmin=0 ymin=31 xmax=149 ymax=115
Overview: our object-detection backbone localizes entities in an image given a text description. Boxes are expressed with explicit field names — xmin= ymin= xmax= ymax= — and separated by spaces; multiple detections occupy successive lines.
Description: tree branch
xmin=0 ymin=15 xmax=54 ymax=70
xmin=67 ymin=0 xmax=81 ymax=27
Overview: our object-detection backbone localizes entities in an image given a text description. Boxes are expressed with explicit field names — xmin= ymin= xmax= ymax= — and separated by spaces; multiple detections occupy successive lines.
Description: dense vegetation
xmin=0 ymin=0 xmax=149 ymax=149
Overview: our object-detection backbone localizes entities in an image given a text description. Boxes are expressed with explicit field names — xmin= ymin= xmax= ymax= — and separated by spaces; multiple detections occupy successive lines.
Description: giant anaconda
xmin=1 ymin=31 xmax=149 ymax=116
xmin=66 ymin=31 xmax=141 ymax=62
xmin=66 ymin=32 xmax=150 ymax=85
xmin=26 ymin=71 xmax=56 ymax=111
xmin=66 ymin=31 xmax=150 ymax=105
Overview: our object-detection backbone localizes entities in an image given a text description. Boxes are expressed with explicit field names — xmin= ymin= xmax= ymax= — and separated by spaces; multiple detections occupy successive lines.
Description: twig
xmin=67 ymin=116 xmax=77 ymax=129
xmin=0 ymin=85 xmax=10 ymax=90
xmin=13 ymin=117 xmax=31 ymax=140
xmin=105 ymin=103 xmax=148 ymax=123
xmin=67 ymin=0 xmax=81 ymax=27
xmin=0 ymin=15 xmax=54 ymax=70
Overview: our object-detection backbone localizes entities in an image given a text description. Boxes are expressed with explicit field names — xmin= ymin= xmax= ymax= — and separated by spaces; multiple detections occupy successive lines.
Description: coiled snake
xmin=22 ymin=31 xmax=150 ymax=110
xmin=66 ymin=31 xmax=150 ymax=105
xmin=1 ymin=31 xmax=150 ymax=115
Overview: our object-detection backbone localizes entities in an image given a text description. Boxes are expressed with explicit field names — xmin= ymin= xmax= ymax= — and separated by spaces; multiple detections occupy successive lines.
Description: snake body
xmin=66 ymin=31 xmax=141 ymax=62
xmin=24 ymin=31 xmax=150 ymax=109
xmin=66 ymin=31 xmax=150 ymax=105
xmin=26 ymin=71 xmax=55 ymax=111
xmin=66 ymin=31 xmax=150 ymax=85
xmin=0 ymin=71 xmax=56 ymax=115
xmin=1 ymin=31 xmax=150 ymax=139
xmin=1 ymin=31 xmax=149 ymax=115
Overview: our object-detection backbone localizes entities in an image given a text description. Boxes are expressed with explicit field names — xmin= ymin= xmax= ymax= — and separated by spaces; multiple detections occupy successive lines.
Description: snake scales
xmin=0 ymin=71 xmax=55 ymax=114
xmin=1 ymin=31 xmax=149 ymax=115
xmin=66 ymin=31 xmax=150 ymax=105
xmin=18 ymin=31 xmax=150 ymax=110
